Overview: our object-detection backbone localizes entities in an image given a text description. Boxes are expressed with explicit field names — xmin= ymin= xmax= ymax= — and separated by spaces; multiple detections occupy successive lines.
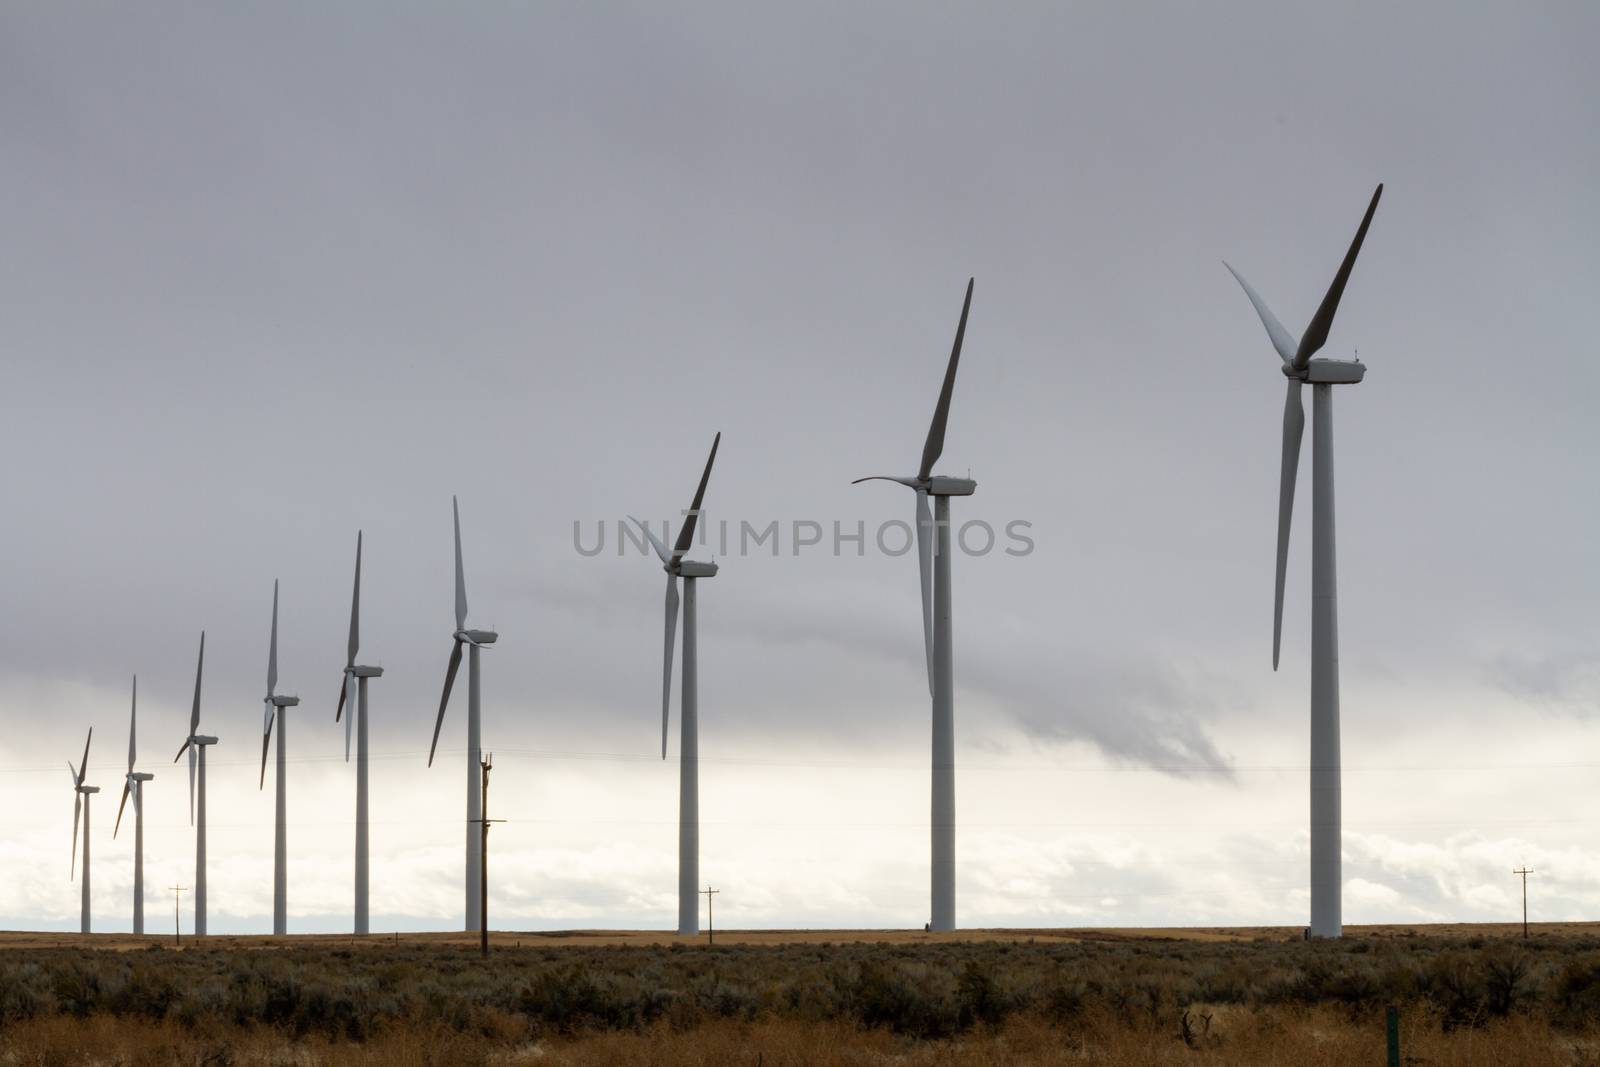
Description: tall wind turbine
xmin=113 ymin=676 xmax=153 ymax=934
xmin=173 ymin=632 xmax=217 ymax=936
xmin=854 ymin=278 xmax=974 ymax=933
xmin=427 ymin=497 xmax=497 ymax=933
xmin=68 ymin=727 xmax=97 ymax=934
xmin=629 ymin=431 xmax=721 ymax=937
xmin=334 ymin=532 xmax=382 ymax=935
xmin=1224 ymin=183 xmax=1383 ymax=939
xmin=259 ymin=580 xmax=299 ymax=935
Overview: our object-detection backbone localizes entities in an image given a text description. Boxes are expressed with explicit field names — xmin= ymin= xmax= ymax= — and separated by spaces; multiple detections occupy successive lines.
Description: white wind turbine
xmin=854 ymin=278 xmax=974 ymax=933
xmin=629 ymin=431 xmax=721 ymax=937
xmin=1224 ymin=183 xmax=1383 ymax=939
xmin=427 ymin=497 xmax=497 ymax=933
xmin=113 ymin=675 xmax=153 ymax=934
xmin=334 ymin=532 xmax=382 ymax=934
xmin=259 ymin=580 xmax=299 ymax=935
xmin=173 ymin=632 xmax=216 ymax=936
xmin=68 ymin=727 xmax=97 ymax=934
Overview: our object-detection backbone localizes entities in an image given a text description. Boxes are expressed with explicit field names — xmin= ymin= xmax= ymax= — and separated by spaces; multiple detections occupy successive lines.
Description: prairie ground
xmin=3 ymin=924 xmax=1599 ymax=1064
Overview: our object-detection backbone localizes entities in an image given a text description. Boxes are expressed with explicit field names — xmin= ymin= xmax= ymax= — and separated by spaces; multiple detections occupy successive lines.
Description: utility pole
xmin=1513 ymin=867 xmax=1533 ymax=940
xmin=700 ymin=885 xmax=719 ymax=947
xmin=470 ymin=754 xmax=504 ymax=959
xmin=170 ymin=884 xmax=187 ymax=947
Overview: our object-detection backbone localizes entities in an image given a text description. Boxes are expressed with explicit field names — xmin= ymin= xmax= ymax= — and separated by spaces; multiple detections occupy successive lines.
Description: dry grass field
xmin=3 ymin=924 xmax=1600 ymax=1064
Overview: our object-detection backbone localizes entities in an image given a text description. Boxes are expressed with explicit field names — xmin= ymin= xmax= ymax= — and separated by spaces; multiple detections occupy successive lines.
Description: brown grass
xmin=1 ymin=924 xmax=1597 ymax=1064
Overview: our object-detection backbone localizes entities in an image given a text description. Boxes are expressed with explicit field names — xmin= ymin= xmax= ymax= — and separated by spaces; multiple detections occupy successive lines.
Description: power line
xmin=1514 ymin=866 xmax=1534 ymax=940
xmin=700 ymin=885 xmax=720 ymax=947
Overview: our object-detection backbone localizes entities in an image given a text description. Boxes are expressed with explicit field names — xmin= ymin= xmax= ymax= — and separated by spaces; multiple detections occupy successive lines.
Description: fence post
xmin=1385 ymin=1005 xmax=1400 ymax=1067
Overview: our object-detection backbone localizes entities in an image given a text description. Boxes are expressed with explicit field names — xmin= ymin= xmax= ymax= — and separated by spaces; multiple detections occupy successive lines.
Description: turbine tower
xmin=1224 ymin=183 xmax=1383 ymax=939
xmin=68 ymin=727 xmax=97 ymax=934
xmin=629 ymin=431 xmax=721 ymax=937
xmin=259 ymin=580 xmax=299 ymax=935
xmin=335 ymin=532 xmax=382 ymax=934
xmin=427 ymin=497 xmax=497 ymax=933
xmin=173 ymin=632 xmax=217 ymax=936
xmin=113 ymin=675 xmax=153 ymax=934
xmin=854 ymin=278 xmax=974 ymax=933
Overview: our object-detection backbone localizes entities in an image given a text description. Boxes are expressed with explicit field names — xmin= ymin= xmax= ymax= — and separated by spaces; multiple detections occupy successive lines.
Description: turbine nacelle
xmin=77 ymin=785 xmax=100 ymax=795
xmin=130 ymin=772 xmax=154 ymax=783
xmin=454 ymin=629 xmax=499 ymax=647
xmin=673 ymin=559 xmax=719 ymax=579
xmin=268 ymin=695 xmax=300 ymax=708
xmin=349 ymin=665 xmax=385 ymax=679
xmin=1295 ymin=358 xmax=1367 ymax=385
xmin=929 ymin=476 xmax=977 ymax=496
xmin=185 ymin=735 xmax=219 ymax=746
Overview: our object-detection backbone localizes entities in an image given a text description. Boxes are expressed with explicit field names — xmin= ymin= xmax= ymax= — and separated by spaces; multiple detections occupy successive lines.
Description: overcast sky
xmin=2 ymin=2 xmax=1597 ymax=934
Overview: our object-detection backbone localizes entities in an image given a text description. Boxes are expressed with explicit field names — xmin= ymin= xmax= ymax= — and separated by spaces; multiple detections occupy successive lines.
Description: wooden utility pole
xmin=700 ymin=885 xmax=719 ymax=947
xmin=170 ymin=884 xmax=187 ymax=947
xmin=470 ymin=754 xmax=505 ymax=959
xmin=1513 ymin=867 xmax=1533 ymax=940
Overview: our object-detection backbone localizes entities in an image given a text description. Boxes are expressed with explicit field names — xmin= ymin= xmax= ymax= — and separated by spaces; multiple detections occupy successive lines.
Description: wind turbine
xmin=854 ymin=278 xmax=974 ymax=933
xmin=427 ymin=497 xmax=497 ymax=933
xmin=628 ymin=431 xmax=721 ymax=937
xmin=113 ymin=675 xmax=153 ymax=934
xmin=1224 ymin=183 xmax=1383 ymax=939
xmin=68 ymin=727 xmax=97 ymax=934
xmin=334 ymin=532 xmax=382 ymax=935
xmin=173 ymin=632 xmax=217 ymax=936
xmin=259 ymin=580 xmax=299 ymax=935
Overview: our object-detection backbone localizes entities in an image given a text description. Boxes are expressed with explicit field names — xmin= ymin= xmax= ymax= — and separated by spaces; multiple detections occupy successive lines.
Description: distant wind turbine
xmin=173 ymin=632 xmax=216 ymax=936
xmin=1224 ymin=183 xmax=1383 ymax=939
xmin=629 ymin=431 xmax=721 ymax=937
xmin=259 ymin=580 xmax=299 ymax=935
xmin=854 ymin=278 xmax=975 ymax=933
xmin=427 ymin=497 xmax=497 ymax=933
xmin=68 ymin=727 xmax=97 ymax=934
xmin=113 ymin=675 xmax=153 ymax=934
xmin=334 ymin=532 xmax=382 ymax=934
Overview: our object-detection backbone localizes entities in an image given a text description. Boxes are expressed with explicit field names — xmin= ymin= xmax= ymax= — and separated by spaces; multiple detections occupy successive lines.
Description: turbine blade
xmin=1223 ymin=262 xmax=1297 ymax=366
xmin=189 ymin=631 xmax=205 ymax=736
xmin=917 ymin=278 xmax=973 ymax=482
xmin=174 ymin=738 xmax=190 ymax=763
xmin=267 ymin=579 xmax=279 ymax=697
xmin=453 ymin=496 xmax=468 ymax=632
xmin=347 ymin=531 xmax=362 ymax=668
xmin=662 ymin=574 xmax=679 ymax=760
xmin=1295 ymin=183 xmax=1383 ymax=369
xmin=1273 ymin=379 xmax=1305 ymax=671
xmin=128 ymin=675 xmax=137 ymax=773
xmin=77 ymin=727 xmax=92 ymax=784
xmin=915 ymin=489 xmax=935 ymax=696
xmin=336 ymin=676 xmax=346 ymax=722
xmin=130 ymin=778 xmax=141 ymax=818
xmin=429 ymin=640 xmax=464 ymax=767
xmin=851 ymin=475 xmax=921 ymax=488
xmin=672 ymin=432 xmax=721 ymax=558
xmin=259 ymin=707 xmax=274 ymax=791
xmin=114 ymin=780 xmax=130 ymax=838
xmin=188 ymin=745 xmax=196 ymax=826
xmin=71 ymin=792 xmax=82 ymax=879
xmin=628 ymin=516 xmax=671 ymax=565
xmin=344 ymin=673 xmax=356 ymax=762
